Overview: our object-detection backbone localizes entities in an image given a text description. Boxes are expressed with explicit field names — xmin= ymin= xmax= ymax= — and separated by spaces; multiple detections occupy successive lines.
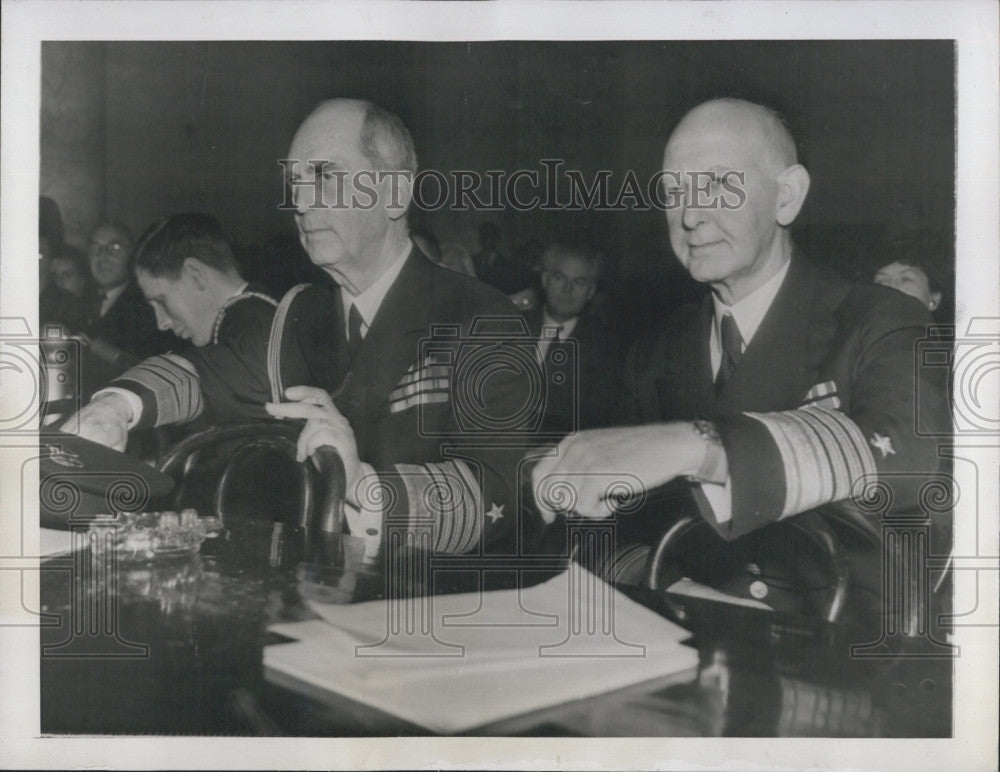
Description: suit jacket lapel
xmin=655 ymin=296 xmax=716 ymax=420
xmin=333 ymin=248 xmax=432 ymax=423
xmin=524 ymin=308 xmax=543 ymax=338
xmin=718 ymin=257 xmax=817 ymax=413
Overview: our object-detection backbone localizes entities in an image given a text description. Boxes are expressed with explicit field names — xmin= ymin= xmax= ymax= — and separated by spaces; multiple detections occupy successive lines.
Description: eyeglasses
xmin=89 ymin=241 xmax=127 ymax=256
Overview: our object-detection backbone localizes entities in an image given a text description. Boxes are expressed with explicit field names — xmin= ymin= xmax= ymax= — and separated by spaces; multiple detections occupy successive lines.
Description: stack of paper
xmin=264 ymin=563 xmax=697 ymax=733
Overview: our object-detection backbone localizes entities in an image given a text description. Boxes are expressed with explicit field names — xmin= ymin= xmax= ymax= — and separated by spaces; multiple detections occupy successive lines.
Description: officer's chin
xmin=302 ymin=234 xmax=344 ymax=268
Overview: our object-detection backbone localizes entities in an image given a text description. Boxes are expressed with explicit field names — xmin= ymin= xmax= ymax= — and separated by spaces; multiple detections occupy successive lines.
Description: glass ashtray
xmin=88 ymin=509 xmax=215 ymax=563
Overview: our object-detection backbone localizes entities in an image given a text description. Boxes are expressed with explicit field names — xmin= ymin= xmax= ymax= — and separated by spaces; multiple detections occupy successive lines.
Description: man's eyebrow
xmin=286 ymin=159 xmax=344 ymax=179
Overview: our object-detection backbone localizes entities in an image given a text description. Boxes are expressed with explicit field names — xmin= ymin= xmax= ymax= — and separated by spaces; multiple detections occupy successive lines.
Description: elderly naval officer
xmin=532 ymin=98 xmax=950 ymax=588
xmin=67 ymin=99 xmax=537 ymax=554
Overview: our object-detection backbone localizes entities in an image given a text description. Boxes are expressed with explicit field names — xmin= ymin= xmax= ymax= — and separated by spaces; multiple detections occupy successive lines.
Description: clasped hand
xmin=61 ymin=393 xmax=132 ymax=452
xmin=265 ymin=386 xmax=368 ymax=502
xmin=530 ymin=422 xmax=707 ymax=523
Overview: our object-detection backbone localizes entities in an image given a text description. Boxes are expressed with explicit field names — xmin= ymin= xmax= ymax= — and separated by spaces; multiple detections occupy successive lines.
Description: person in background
xmin=39 ymin=196 xmax=65 ymax=263
xmin=412 ymin=228 xmax=478 ymax=277
xmin=873 ymin=236 xmax=949 ymax=319
xmin=41 ymin=246 xmax=90 ymax=333
xmin=80 ymin=221 xmax=176 ymax=390
xmin=51 ymin=246 xmax=91 ymax=298
xmin=91 ymin=213 xmax=278 ymax=435
xmin=409 ymin=226 xmax=442 ymax=262
xmin=475 ymin=222 xmax=532 ymax=294
xmin=526 ymin=242 xmax=621 ymax=432
xmin=472 ymin=222 xmax=502 ymax=281
xmin=438 ymin=242 xmax=477 ymax=277
xmin=39 ymin=200 xmax=89 ymax=333
xmin=507 ymin=238 xmax=546 ymax=312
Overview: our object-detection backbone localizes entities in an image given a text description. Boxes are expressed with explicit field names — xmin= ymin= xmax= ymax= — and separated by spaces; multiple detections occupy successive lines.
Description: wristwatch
xmin=689 ymin=419 xmax=728 ymax=484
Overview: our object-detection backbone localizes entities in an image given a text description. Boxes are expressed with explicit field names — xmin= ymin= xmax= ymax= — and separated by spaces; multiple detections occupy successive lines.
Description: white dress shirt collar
xmin=339 ymin=244 xmax=411 ymax=338
xmin=541 ymin=310 xmax=579 ymax=339
xmin=99 ymin=283 xmax=128 ymax=317
xmin=709 ymin=259 xmax=791 ymax=373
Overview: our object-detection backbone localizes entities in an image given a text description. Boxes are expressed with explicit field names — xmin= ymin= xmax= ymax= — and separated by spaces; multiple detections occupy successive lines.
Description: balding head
xmin=669 ymin=98 xmax=797 ymax=176
xmin=661 ymin=98 xmax=810 ymax=304
xmin=286 ymin=99 xmax=416 ymax=294
xmin=294 ymin=99 xmax=417 ymax=175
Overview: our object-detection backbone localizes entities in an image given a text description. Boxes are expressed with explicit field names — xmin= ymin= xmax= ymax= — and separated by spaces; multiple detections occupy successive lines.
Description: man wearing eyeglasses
xmin=79 ymin=221 xmax=176 ymax=394
xmin=526 ymin=242 xmax=620 ymax=434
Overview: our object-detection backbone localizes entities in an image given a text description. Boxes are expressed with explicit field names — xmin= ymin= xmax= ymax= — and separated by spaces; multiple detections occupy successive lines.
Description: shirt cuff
xmin=345 ymin=463 xmax=384 ymax=538
xmin=698 ymin=477 xmax=733 ymax=524
xmin=92 ymin=387 xmax=144 ymax=430
xmin=344 ymin=502 xmax=382 ymax=539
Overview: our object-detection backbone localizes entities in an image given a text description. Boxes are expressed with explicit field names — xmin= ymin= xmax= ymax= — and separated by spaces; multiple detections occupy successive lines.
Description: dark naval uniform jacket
xmin=626 ymin=255 xmax=950 ymax=542
xmin=109 ymin=284 xmax=279 ymax=427
xmin=104 ymin=250 xmax=536 ymax=555
xmin=84 ymin=280 xmax=176 ymax=364
xmin=524 ymin=307 xmax=621 ymax=433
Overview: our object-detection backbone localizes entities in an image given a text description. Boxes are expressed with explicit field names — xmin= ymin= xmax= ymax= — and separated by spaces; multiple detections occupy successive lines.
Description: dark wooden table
xmin=39 ymin=519 xmax=952 ymax=737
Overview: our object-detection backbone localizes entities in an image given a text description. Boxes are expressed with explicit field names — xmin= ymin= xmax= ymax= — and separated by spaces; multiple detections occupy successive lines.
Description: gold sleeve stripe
xmin=446 ymin=458 xmax=483 ymax=554
xmin=425 ymin=462 xmax=457 ymax=552
xmin=395 ymin=364 xmax=451 ymax=389
xmin=119 ymin=353 xmax=204 ymax=426
xmin=746 ymin=404 xmax=876 ymax=519
xmin=389 ymin=391 xmax=449 ymax=414
xmin=389 ymin=378 xmax=450 ymax=402
xmin=393 ymin=460 xmax=483 ymax=554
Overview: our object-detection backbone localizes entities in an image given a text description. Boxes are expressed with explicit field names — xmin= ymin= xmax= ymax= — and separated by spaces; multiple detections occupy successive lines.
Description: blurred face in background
xmin=874 ymin=261 xmax=941 ymax=311
xmin=88 ymin=223 xmax=133 ymax=290
xmin=51 ymin=255 xmax=89 ymax=297
xmin=542 ymin=252 xmax=597 ymax=322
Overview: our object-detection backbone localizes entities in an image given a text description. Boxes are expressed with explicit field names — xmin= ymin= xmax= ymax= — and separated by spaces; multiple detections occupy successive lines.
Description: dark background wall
xmin=41 ymin=40 xmax=954 ymax=335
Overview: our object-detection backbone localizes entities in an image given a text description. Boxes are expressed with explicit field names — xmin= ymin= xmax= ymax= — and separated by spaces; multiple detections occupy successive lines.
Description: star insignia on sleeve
xmin=486 ymin=503 xmax=504 ymax=523
xmin=869 ymin=432 xmax=896 ymax=458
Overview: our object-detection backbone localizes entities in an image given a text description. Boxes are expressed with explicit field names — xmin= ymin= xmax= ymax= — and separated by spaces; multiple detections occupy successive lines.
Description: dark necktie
xmin=95 ymin=289 xmax=107 ymax=319
xmin=347 ymin=303 xmax=364 ymax=363
xmin=715 ymin=312 xmax=743 ymax=395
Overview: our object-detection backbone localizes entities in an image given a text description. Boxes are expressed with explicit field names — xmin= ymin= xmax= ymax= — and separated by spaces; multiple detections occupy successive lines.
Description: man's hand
xmin=530 ymin=422 xmax=710 ymax=523
xmin=62 ymin=393 xmax=134 ymax=452
xmin=265 ymin=386 xmax=371 ymax=506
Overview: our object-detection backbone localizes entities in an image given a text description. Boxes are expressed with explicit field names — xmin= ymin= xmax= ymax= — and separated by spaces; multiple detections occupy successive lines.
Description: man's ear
xmin=929 ymin=291 xmax=942 ymax=311
xmin=775 ymin=164 xmax=810 ymax=227
xmin=181 ymin=258 xmax=209 ymax=290
xmin=384 ymin=171 xmax=413 ymax=222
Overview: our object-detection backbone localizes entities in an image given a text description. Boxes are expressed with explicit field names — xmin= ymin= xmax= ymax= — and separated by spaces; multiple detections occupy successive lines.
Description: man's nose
xmin=291 ymin=185 xmax=310 ymax=215
xmin=680 ymin=201 xmax=704 ymax=230
xmin=154 ymin=307 xmax=172 ymax=331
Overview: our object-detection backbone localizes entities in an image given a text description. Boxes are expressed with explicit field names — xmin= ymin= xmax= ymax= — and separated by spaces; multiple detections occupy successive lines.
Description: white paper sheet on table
xmin=264 ymin=563 xmax=697 ymax=733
